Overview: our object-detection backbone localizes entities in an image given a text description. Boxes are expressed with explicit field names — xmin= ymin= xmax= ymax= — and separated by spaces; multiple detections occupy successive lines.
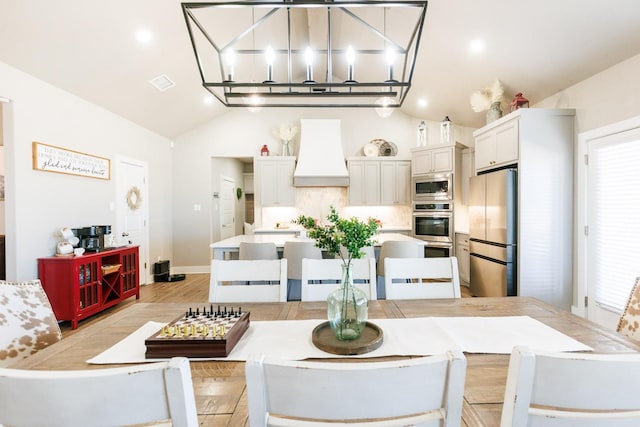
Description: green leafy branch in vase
xmin=295 ymin=206 xmax=380 ymax=339
xmin=294 ymin=206 xmax=380 ymax=267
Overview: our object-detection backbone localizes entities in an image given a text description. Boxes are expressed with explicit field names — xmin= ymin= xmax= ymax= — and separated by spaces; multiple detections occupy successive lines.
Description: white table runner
xmin=87 ymin=316 xmax=592 ymax=364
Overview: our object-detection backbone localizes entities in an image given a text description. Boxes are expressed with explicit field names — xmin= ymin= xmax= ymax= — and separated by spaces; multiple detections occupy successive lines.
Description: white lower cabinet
xmin=455 ymin=233 xmax=470 ymax=286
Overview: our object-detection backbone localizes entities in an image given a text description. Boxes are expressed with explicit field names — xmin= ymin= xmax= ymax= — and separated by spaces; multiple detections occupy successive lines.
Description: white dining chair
xmin=282 ymin=240 xmax=322 ymax=301
xmin=246 ymin=350 xmax=466 ymax=427
xmin=376 ymin=240 xmax=423 ymax=299
xmin=209 ymin=259 xmax=287 ymax=302
xmin=0 ymin=357 xmax=198 ymax=427
xmin=383 ymin=256 xmax=461 ymax=300
xmin=617 ymin=276 xmax=640 ymax=341
xmin=501 ymin=346 xmax=640 ymax=427
xmin=300 ymin=258 xmax=377 ymax=301
xmin=0 ymin=279 xmax=62 ymax=367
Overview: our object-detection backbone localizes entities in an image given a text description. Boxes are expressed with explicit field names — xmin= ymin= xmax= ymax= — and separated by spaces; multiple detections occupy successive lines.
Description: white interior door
xmin=116 ymin=157 xmax=149 ymax=285
xmin=220 ymin=176 xmax=235 ymax=240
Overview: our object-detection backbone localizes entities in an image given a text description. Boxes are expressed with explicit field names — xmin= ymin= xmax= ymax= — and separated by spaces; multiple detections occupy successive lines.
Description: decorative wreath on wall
xmin=126 ymin=186 xmax=142 ymax=210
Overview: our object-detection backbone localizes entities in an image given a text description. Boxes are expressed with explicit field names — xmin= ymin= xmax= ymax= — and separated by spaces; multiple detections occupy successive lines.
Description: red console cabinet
xmin=38 ymin=246 xmax=140 ymax=329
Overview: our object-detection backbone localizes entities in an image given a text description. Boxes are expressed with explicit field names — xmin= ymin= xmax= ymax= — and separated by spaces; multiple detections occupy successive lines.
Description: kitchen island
xmin=209 ymin=232 xmax=425 ymax=260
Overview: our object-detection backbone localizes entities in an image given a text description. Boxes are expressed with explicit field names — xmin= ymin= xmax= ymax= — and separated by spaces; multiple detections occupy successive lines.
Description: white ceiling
xmin=1 ymin=0 xmax=640 ymax=139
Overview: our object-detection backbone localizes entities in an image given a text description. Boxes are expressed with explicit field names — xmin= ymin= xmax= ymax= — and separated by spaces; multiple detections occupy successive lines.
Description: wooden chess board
xmin=145 ymin=306 xmax=250 ymax=358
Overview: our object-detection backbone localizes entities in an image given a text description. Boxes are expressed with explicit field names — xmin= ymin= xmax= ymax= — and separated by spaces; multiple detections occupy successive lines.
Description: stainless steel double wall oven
xmin=412 ymin=174 xmax=454 ymax=257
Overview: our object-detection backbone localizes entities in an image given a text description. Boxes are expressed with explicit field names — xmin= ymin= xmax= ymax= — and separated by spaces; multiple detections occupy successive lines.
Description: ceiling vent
xmin=149 ymin=74 xmax=176 ymax=92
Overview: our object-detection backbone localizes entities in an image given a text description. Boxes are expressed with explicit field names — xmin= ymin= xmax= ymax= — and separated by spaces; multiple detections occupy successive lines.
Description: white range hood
xmin=293 ymin=119 xmax=349 ymax=187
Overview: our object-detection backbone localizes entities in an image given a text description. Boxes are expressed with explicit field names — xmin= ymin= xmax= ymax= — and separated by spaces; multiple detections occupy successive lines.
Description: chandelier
xmin=182 ymin=0 xmax=428 ymax=111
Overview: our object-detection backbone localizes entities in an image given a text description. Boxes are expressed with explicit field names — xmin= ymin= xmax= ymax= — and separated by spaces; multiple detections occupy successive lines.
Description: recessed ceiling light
xmin=203 ymin=95 xmax=215 ymax=105
xmin=417 ymin=98 xmax=428 ymax=108
xmin=135 ymin=29 xmax=153 ymax=44
xmin=149 ymin=74 xmax=175 ymax=91
xmin=469 ymin=38 xmax=486 ymax=54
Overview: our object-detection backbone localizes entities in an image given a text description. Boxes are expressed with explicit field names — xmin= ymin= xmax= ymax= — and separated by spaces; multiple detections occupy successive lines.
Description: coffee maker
xmin=72 ymin=225 xmax=112 ymax=252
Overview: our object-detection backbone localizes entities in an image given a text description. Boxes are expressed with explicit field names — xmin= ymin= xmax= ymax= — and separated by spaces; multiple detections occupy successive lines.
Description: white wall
xmin=535 ymin=53 xmax=640 ymax=134
xmin=0 ymin=61 xmax=173 ymax=281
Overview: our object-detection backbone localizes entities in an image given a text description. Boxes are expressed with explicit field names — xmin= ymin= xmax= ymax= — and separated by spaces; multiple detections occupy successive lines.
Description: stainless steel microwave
xmin=412 ymin=173 xmax=453 ymax=201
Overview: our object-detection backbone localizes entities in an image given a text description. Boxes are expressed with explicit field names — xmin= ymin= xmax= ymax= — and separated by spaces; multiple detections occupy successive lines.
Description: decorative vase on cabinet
xmin=327 ymin=263 xmax=368 ymax=340
xmin=486 ymin=102 xmax=503 ymax=124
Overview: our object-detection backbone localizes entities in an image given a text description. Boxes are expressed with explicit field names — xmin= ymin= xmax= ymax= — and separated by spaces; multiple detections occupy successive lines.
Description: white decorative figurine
xmin=273 ymin=124 xmax=298 ymax=156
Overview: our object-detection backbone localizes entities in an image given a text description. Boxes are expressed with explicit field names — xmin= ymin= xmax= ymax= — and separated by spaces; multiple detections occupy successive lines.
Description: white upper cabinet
xmin=348 ymin=158 xmax=411 ymax=206
xmin=348 ymin=159 xmax=381 ymax=205
xmin=255 ymin=157 xmax=296 ymax=207
xmin=411 ymin=146 xmax=454 ymax=175
xmin=380 ymin=161 xmax=411 ymax=205
xmin=474 ymin=117 xmax=519 ymax=171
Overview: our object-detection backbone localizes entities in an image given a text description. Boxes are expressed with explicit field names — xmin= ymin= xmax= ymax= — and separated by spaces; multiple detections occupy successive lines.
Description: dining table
xmin=209 ymin=232 xmax=425 ymax=260
xmin=11 ymin=297 xmax=640 ymax=427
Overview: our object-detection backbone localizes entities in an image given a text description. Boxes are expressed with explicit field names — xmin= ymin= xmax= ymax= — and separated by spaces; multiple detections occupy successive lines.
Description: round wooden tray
xmin=311 ymin=321 xmax=383 ymax=355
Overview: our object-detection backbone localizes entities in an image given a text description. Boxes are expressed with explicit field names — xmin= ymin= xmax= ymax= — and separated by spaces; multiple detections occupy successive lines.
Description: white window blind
xmin=588 ymin=132 xmax=640 ymax=313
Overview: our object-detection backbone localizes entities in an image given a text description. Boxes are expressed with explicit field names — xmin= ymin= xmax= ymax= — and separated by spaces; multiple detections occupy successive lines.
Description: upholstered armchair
xmin=0 ymin=279 xmax=62 ymax=367
xmin=617 ymin=277 xmax=640 ymax=341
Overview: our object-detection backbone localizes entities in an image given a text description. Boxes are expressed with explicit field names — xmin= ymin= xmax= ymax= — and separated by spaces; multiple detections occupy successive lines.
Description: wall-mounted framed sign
xmin=32 ymin=141 xmax=110 ymax=180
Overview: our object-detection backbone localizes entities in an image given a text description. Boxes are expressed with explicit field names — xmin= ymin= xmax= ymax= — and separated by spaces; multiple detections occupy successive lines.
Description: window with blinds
xmin=588 ymin=129 xmax=640 ymax=313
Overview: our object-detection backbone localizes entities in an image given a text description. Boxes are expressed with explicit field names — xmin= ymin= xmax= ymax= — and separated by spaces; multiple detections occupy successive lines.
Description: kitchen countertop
xmin=210 ymin=232 xmax=426 ymax=259
xmin=377 ymin=226 xmax=412 ymax=233
xmin=254 ymin=226 xmax=412 ymax=235
xmin=254 ymin=227 xmax=302 ymax=235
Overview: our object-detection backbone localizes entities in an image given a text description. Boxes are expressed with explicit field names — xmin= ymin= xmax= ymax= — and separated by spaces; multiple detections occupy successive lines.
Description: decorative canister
xmin=509 ymin=92 xmax=530 ymax=112
xmin=440 ymin=116 xmax=453 ymax=144
xmin=417 ymin=121 xmax=427 ymax=146
xmin=260 ymin=144 xmax=270 ymax=156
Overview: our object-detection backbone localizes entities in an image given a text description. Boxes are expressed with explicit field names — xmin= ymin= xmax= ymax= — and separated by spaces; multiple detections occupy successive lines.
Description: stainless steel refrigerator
xmin=469 ymin=169 xmax=517 ymax=297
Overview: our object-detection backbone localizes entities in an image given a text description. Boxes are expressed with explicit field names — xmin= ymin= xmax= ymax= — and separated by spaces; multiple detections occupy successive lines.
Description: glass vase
xmin=281 ymin=140 xmax=291 ymax=156
xmin=327 ymin=263 xmax=368 ymax=340
xmin=486 ymin=101 xmax=503 ymax=124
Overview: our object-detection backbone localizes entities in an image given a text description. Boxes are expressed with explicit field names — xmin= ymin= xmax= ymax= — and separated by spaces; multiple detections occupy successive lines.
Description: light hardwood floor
xmin=60 ymin=273 xmax=211 ymax=338
xmin=61 ymin=274 xmax=473 ymax=338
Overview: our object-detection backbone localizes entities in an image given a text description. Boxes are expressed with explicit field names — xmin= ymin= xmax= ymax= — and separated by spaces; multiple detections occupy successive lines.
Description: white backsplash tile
xmin=260 ymin=187 xmax=411 ymax=229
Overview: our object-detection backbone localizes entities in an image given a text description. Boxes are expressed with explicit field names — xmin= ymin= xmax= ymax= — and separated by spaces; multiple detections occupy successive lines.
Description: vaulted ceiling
xmin=1 ymin=0 xmax=639 ymax=138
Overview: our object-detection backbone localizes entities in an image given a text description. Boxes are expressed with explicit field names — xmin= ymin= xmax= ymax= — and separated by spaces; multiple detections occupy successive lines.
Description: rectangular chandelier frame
xmin=182 ymin=0 xmax=429 ymax=109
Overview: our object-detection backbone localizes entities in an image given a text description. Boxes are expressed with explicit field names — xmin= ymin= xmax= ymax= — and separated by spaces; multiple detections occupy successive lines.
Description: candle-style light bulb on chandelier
xmin=182 ymin=0 xmax=429 ymax=111
xmin=264 ymin=46 xmax=275 ymax=83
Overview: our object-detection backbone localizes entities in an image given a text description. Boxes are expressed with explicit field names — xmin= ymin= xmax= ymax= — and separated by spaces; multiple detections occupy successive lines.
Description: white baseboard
xmin=571 ymin=305 xmax=585 ymax=318
xmin=171 ymin=265 xmax=210 ymax=275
